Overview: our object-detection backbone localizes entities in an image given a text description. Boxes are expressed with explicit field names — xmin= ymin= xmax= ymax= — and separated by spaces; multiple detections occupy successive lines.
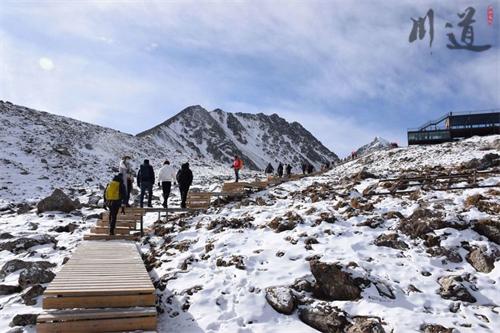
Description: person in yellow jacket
xmin=103 ymin=174 xmax=126 ymax=235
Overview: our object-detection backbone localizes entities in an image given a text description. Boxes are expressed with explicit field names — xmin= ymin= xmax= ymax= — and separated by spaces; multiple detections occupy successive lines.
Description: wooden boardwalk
xmin=37 ymin=241 xmax=156 ymax=332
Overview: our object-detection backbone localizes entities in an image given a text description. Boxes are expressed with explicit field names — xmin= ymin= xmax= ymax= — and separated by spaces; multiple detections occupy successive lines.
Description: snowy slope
xmin=137 ymin=106 xmax=339 ymax=170
xmin=354 ymin=136 xmax=391 ymax=157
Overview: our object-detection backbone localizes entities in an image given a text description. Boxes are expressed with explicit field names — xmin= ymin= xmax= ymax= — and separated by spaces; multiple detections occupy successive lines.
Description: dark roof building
xmin=408 ymin=109 xmax=500 ymax=145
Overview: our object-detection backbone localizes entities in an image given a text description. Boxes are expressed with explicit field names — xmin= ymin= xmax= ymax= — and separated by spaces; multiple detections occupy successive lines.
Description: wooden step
xmin=96 ymin=220 xmax=136 ymax=229
xmin=90 ymin=227 xmax=132 ymax=235
xmin=83 ymin=234 xmax=137 ymax=241
xmin=37 ymin=307 xmax=156 ymax=333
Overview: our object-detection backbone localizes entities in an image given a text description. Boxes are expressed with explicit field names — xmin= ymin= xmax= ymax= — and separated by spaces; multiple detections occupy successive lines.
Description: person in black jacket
xmin=137 ymin=159 xmax=155 ymax=208
xmin=176 ymin=162 xmax=193 ymax=209
xmin=301 ymin=162 xmax=307 ymax=175
xmin=103 ymin=174 xmax=126 ymax=235
xmin=285 ymin=164 xmax=292 ymax=177
xmin=277 ymin=163 xmax=284 ymax=178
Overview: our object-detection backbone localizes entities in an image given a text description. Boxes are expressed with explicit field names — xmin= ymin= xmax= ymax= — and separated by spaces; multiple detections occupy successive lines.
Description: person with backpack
xmin=103 ymin=174 xmax=126 ymax=235
xmin=119 ymin=156 xmax=134 ymax=207
xmin=137 ymin=159 xmax=155 ymax=208
xmin=158 ymin=160 xmax=176 ymax=208
xmin=232 ymin=155 xmax=244 ymax=182
xmin=285 ymin=164 xmax=292 ymax=177
xmin=307 ymin=163 xmax=315 ymax=174
xmin=301 ymin=162 xmax=307 ymax=175
xmin=277 ymin=163 xmax=284 ymax=178
xmin=265 ymin=163 xmax=274 ymax=179
xmin=176 ymin=162 xmax=193 ymax=209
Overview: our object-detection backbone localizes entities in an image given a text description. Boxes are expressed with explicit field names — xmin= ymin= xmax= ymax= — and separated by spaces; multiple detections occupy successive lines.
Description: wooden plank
xmin=83 ymin=234 xmax=137 ymax=241
xmin=37 ymin=307 xmax=156 ymax=322
xmin=90 ymin=227 xmax=131 ymax=235
xmin=43 ymin=293 xmax=155 ymax=309
xmin=37 ymin=314 xmax=156 ymax=333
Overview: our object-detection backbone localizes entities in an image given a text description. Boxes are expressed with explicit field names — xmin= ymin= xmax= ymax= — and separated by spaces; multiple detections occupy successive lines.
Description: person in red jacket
xmin=232 ymin=155 xmax=243 ymax=182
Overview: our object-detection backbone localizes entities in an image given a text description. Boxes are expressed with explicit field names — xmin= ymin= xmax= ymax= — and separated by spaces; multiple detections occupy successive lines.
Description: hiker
xmin=158 ymin=160 xmax=176 ymax=208
xmin=176 ymin=162 xmax=193 ymax=209
xmin=119 ymin=156 xmax=134 ymax=207
xmin=137 ymin=159 xmax=155 ymax=208
xmin=277 ymin=163 xmax=284 ymax=178
xmin=301 ymin=162 xmax=307 ymax=175
xmin=264 ymin=163 xmax=274 ymax=176
xmin=103 ymin=174 xmax=126 ymax=235
xmin=285 ymin=164 xmax=292 ymax=177
xmin=232 ymin=155 xmax=243 ymax=182
xmin=307 ymin=163 xmax=314 ymax=174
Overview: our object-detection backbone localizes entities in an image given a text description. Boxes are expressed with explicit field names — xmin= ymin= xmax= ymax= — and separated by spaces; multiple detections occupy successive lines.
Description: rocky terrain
xmin=354 ymin=136 xmax=392 ymax=157
xmin=0 ymin=100 xmax=499 ymax=332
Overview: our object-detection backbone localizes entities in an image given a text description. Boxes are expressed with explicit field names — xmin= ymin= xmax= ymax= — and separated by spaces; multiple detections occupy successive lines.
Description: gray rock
xmin=0 ymin=235 xmax=57 ymax=254
xmin=19 ymin=267 xmax=55 ymax=288
xmin=10 ymin=314 xmax=38 ymax=327
xmin=420 ymin=323 xmax=453 ymax=333
xmin=310 ymin=261 xmax=361 ymax=301
xmin=0 ymin=232 xmax=14 ymax=239
xmin=298 ymin=303 xmax=348 ymax=333
xmin=374 ymin=233 xmax=408 ymax=250
xmin=37 ymin=188 xmax=78 ymax=213
xmin=49 ymin=222 xmax=78 ymax=233
xmin=21 ymin=285 xmax=46 ymax=305
xmin=265 ymin=286 xmax=296 ymax=315
xmin=427 ymin=246 xmax=462 ymax=263
xmin=437 ymin=275 xmax=476 ymax=303
xmin=347 ymin=317 xmax=385 ymax=333
xmin=0 ymin=284 xmax=22 ymax=295
xmin=16 ymin=203 xmax=32 ymax=215
xmin=466 ymin=248 xmax=495 ymax=273
xmin=473 ymin=220 xmax=500 ymax=245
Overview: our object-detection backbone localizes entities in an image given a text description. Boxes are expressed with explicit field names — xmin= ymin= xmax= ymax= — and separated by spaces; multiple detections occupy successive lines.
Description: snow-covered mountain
xmin=0 ymin=102 xmax=337 ymax=202
xmin=355 ymin=136 xmax=391 ymax=156
xmin=137 ymin=105 xmax=338 ymax=170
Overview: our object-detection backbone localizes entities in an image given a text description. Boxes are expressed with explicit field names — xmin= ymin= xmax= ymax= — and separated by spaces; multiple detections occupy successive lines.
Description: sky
xmin=0 ymin=0 xmax=499 ymax=157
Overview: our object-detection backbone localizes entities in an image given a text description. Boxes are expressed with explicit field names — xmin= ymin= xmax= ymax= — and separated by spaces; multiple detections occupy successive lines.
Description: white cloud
xmin=39 ymin=57 xmax=54 ymax=71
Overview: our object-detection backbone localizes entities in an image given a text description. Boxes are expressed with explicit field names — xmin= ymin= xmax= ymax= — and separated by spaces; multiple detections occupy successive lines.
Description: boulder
xmin=265 ymin=286 xmax=296 ymax=315
xmin=49 ymin=222 xmax=78 ymax=233
xmin=473 ymin=220 xmax=500 ymax=245
xmin=10 ymin=314 xmax=38 ymax=327
xmin=437 ymin=275 xmax=476 ymax=303
xmin=298 ymin=303 xmax=349 ymax=333
xmin=37 ymin=188 xmax=78 ymax=213
xmin=0 ymin=232 xmax=14 ymax=239
xmin=0 ymin=259 xmax=56 ymax=279
xmin=0 ymin=235 xmax=57 ymax=254
xmin=399 ymin=208 xmax=446 ymax=239
xmin=374 ymin=233 xmax=408 ymax=250
xmin=347 ymin=317 xmax=385 ymax=333
xmin=310 ymin=261 xmax=361 ymax=300
xmin=19 ymin=267 xmax=55 ymax=288
xmin=0 ymin=284 xmax=22 ymax=295
xmin=21 ymin=285 xmax=46 ymax=305
xmin=426 ymin=247 xmax=462 ymax=263
xmin=466 ymin=248 xmax=495 ymax=273
xmin=16 ymin=203 xmax=32 ymax=214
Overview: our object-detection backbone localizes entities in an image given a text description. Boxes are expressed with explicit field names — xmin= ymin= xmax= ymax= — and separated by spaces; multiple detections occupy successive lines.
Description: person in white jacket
xmin=157 ymin=160 xmax=176 ymax=208
xmin=119 ymin=156 xmax=134 ymax=207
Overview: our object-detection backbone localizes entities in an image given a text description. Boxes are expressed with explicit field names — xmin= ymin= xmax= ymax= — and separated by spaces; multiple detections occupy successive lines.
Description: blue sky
xmin=0 ymin=0 xmax=498 ymax=156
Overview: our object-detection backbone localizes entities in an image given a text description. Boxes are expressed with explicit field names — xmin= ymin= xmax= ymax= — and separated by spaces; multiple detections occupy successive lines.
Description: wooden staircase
xmin=84 ymin=208 xmax=145 ymax=241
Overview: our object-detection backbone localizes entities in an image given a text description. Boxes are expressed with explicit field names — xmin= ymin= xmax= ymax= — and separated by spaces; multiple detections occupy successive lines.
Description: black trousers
xmin=234 ymin=168 xmax=240 ymax=182
xmin=108 ymin=201 xmax=121 ymax=235
xmin=140 ymin=181 xmax=153 ymax=207
xmin=161 ymin=181 xmax=171 ymax=207
xmin=179 ymin=186 xmax=190 ymax=208
xmin=125 ymin=178 xmax=133 ymax=206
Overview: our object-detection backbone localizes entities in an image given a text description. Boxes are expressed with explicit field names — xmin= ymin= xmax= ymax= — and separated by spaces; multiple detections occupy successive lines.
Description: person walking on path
xmin=119 ymin=156 xmax=134 ymax=207
xmin=301 ymin=162 xmax=307 ymax=175
xmin=103 ymin=174 xmax=126 ymax=235
xmin=277 ymin=163 xmax=284 ymax=178
xmin=265 ymin=163 xmax=274 ymax=180
xmin=176 ymin=162 xmax=193 ymax=209
xmin=285 ymin=164 xmax=292 ymax=177
xmin=137 ymin=159 xmax=155 ymax=208
xmin=158 ymin=160 xmax=176 ymax=208
xmin=232 ymin=155 xmax=243 ymax=182
xmin=307 ymin=163 xmax=314 ymax=174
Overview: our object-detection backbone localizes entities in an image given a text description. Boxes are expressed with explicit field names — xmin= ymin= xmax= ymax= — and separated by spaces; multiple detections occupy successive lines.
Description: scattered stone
xmin=420 ymin=324 xmax=453 ymax=333
xmin=298 ymin=303 xmax=349 ymax=333
xmin=374 ymin=281 xmax=395 ymax=299
xmin=310 ymin=260 xmax=361 ymax=301
xmin=347 ymin=316 xmax=386 ymax=333
xmin=0 ymin=259 xmax=56 ymax=279
xmin=10 ymin=314 xmax=38 ymax=327
xmin=0 ymin=232 xmax=14 ymax=239
xmin=399 ymin=208 xmax=446 ymax=239
xmin=268 ymin=212 xmax=303 ymax=232
xmin=49 ymin=222 xmax=78 ymax=233
xmin=356 ymin=217 xmax=384 ymax=229
xmin=16 ymin=203 xmax=32 ymax=214
xmin=207 ymin=216 xmax=254 ymax=232
xmin=353 ymin=169 xmax=377 ymax=180
xmin=87 ymin=195 xmax=101 ymax=206
xmin=449 ymin=302 xmax=460 ymax=313
xmin=21 ymin=285 xmax=46 ymax=305
xmin=37 ymin=188 xmax=79 ymax=213
xmin=383 ymin=211 xmax=404 ymax=219
xmin=216 ymin=255 xmax=245 ymax=270
xmin=466 ymin=247 xmax=495 ymax=273
xmin=265 ymin=286 xmax=296 ymax=315
xmin=374 ymin=233 xmax=409 ymax=250
xmin=427 ymin=247 xmax=462 ymax=263
xmin=52 ymin=144 xmax=71 ymax=156
xmin=0 ymin=235 xmax=57 ymax=254
xmin=473 ymin=219 xmax=500 ymax=245
xmin=0 ymin=284 xmax=22 ymax=295
xmin=437 ymin=275 xmax=476 ymax=303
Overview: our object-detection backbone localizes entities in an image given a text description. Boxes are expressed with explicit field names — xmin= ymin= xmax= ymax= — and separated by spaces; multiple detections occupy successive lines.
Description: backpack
xmin=105 ymin=181 xmax=120 ymax=201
